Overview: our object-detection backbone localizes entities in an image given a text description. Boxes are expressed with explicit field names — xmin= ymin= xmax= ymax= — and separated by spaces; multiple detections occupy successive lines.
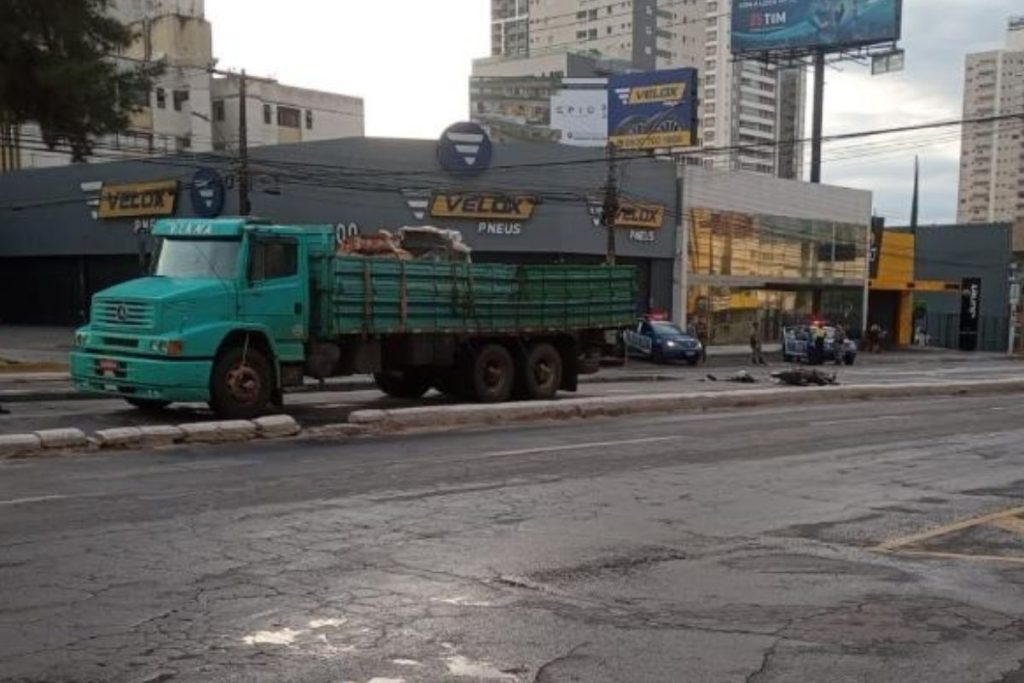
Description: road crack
xmin=532 ymin=641 xmax=591 ymax=683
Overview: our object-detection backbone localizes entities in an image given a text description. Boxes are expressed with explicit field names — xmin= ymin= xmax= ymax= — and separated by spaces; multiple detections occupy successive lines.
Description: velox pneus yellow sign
xmin=98 ymin=180 xmax=178 ymax=219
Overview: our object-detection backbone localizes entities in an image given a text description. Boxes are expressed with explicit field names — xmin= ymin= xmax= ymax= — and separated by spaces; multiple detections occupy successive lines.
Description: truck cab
xmin=71 ymin=217 xmax=333 ymax=417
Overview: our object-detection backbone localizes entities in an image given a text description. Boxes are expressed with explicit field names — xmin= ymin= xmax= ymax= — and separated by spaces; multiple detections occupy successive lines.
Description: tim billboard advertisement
xmin=732 ymin=0 xmax=902 ymax=54
xmin=607 ymin=69 xmax=698 ymax=150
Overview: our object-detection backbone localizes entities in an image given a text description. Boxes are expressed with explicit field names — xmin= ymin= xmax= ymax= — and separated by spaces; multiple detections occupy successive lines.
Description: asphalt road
xmin=4 ymin=353 xmax=1024 ymax=434
xmin=3 ymin=393 xmax=1024 ymax=681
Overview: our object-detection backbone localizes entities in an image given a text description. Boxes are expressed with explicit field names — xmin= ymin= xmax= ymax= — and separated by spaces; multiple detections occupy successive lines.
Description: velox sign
xmin=430 ymin=194 xmax=538 ymax=221
xmin=607 ymin=69 xmax=698 ymax=151
xmin=588 ymin=200 xmax=666 ymax=230
xmin=437 ymin=122 xmax=493 ymax=173
xmin=99 ymin=180 xmax=178 ymax=219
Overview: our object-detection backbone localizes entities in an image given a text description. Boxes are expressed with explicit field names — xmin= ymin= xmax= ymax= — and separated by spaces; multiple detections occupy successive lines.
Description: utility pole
xmin=810 ymin=50 xmax=826 ymax=184
xmin=603 ymin=143 xmax=619 ymax=266
xmin=237 ymin=69 xmax=251 ymax=215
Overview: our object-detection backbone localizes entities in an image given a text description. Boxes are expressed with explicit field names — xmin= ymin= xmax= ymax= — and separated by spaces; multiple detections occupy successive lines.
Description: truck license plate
xmin=99 ymin=359 xmax=118 ymax=374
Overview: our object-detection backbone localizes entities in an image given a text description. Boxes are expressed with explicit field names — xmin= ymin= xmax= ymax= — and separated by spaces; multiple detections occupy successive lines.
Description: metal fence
xmin=925 ymin=313 xmax=1008 ymax=352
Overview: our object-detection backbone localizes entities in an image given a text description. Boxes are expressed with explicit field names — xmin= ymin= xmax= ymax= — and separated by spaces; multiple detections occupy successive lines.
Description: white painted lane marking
xmin=0 ymin=495 xmax=68 ymax=507
xmin=481 ymin=436 xmax=678 ymax=459
xmin=810 ymin=415 xmax=906 ymax=427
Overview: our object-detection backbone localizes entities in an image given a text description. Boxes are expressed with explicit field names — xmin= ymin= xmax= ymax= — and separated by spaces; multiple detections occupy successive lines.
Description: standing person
xmin=750 ymin=322 xmax=766 ymax=365
xmin=814 ymin=325 xmax=827 ymax=365
xmin=868 ymin=322 xmax=882 ymax=353
xmin=695 ymin=317 xmax=709 ymax=364
xmin=833 ymin=324 xmax=847 ymax=365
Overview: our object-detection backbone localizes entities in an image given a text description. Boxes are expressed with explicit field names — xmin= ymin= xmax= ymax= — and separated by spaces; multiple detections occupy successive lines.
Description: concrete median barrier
xmin=94 ymin=427 xmax=145 ymax=449
xmin=0 ymin=434 xmax=42 ymax=458
xmin=254 ymin=415 xmax=301 ymax=438
xmin=179 ymin=420 xmax=258 ymax=444
xmin=347 ymin=378 xmax=1024 ymax=433
xmin=34 ymin=428 xmax=89 ymax=450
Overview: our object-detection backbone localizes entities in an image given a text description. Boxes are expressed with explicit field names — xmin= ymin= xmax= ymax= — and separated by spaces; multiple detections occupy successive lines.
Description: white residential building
xmin=4 ymin=0 xmax=363 ymax=170
xmin=957 ymin=17 xmax=1024 ymax=224
xmin=210 ymin=76 xmax=364 ymax=151
xmin=481 ymin=0 xmax=806 ymax=179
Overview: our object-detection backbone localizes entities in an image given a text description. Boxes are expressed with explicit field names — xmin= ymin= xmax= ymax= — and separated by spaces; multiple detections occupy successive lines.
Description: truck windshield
xmin=155 ymin=239 xmax=241 ymax=279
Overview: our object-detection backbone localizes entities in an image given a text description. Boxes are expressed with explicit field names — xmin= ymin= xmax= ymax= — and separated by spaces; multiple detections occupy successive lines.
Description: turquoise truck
xmin=71 ymin=217 xmax=637 ymax=418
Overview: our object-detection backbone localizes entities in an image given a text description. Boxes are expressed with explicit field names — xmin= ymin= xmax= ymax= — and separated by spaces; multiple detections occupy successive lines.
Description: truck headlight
xmin=149 ymin=340 xmax=184 ymax=356
xmin=75 ymin=332 xmax=89 ymax=347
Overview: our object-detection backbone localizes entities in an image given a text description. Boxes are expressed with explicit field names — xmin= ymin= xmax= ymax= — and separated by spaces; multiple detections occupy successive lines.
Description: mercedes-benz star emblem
xmin=115 ymin=303 xmax=128 ymax=322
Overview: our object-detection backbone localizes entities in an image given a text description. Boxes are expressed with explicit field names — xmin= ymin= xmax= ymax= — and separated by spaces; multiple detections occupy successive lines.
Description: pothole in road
xmin=525 ymin=545 xmax=687 ymax=584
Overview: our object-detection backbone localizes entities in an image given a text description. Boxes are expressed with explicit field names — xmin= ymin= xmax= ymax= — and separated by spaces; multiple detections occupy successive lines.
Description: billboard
xmin=607 ymin=68 xmax=698 ymax=151
xmin=550 ymin=89 xmax=607 ymax=148
xmin=731 ymin=0 xmax=903 ymax=55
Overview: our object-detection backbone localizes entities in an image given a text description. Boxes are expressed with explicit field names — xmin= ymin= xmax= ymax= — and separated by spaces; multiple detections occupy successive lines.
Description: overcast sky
xmin=205 ymin=0 xmax=1020 ymax=226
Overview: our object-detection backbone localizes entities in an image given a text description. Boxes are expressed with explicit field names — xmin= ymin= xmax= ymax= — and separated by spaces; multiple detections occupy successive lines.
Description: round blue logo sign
xmin=189 ymin=168 xmax=226 ymax=218
xmin=438 ymin=122 xmax=492 ymax=174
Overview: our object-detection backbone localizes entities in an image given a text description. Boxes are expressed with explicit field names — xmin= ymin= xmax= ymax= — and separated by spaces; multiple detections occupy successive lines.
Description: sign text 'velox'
xmin=98 ymin=180 xmax=178 ymax=219
xmin=430 ymin=194 xmax=538 ymax=221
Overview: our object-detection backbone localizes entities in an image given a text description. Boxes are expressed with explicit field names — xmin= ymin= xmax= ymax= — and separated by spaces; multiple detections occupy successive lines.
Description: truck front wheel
xmin=471 ymin=343 xmax=515 ymax=403
xmin=374 ymin=370 xmax=432 ymax=399
xmin=209 ymin=346 xmax=273 ymax=419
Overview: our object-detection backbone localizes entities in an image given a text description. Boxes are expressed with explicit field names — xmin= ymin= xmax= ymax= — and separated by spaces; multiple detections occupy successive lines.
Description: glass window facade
xmin=687 ymin=209 xmax=868 ymax=345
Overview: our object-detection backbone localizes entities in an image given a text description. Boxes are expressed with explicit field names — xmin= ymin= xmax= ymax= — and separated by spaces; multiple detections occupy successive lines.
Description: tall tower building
xmin=481 ymin=0 xmax=806 ymax=179
xmin=491 ymin=0 xmax=530 ymax=58
xmin=957 ymin=17 xmax=1024 ymax=224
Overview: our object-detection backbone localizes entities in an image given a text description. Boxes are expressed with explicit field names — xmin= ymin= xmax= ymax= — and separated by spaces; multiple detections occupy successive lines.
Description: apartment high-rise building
xmin=491 ymin=0 xmax=530 ymax=58
xmin=480 ymin=0 xmax=806 ymax=179
xmin=957 ymin=17 xmax=1024 ymax=224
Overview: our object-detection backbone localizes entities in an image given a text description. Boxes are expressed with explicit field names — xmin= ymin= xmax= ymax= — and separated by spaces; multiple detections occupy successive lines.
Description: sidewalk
xmin=0 ymin=326 xmax=73 ymax=368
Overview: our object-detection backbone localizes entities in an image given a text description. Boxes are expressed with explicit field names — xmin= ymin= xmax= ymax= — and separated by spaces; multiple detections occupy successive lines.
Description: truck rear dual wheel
xmin=209 ymin=346 xmax=273 ymax=419
xmin=518 ymin=342 xmax=562 ymax=401
xmin=467 ymin=342 xmax=562 ymax=403
xmin=373 ymin=369 xmax=433 ymax=399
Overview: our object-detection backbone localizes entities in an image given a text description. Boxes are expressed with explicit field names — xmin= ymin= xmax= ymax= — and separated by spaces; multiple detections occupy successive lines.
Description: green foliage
xmin=0 ymin=0 xmax=161 ymax=161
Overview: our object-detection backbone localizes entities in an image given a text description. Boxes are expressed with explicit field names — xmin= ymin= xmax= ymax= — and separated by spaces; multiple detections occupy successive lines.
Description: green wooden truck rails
xmin=71 ymin=218 xmax=637 ymax=418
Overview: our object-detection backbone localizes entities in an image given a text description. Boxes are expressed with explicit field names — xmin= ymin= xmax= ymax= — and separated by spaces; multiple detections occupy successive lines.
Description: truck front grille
xmin=93 ymin=300 xmax=155 ymax=329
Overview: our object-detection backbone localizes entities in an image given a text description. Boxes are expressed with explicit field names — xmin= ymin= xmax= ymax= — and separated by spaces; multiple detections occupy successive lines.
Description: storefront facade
xmin=682 ymin=168 xmax=872 ymax=345
xmin=1 ymin=134 xmax=873 ymax=341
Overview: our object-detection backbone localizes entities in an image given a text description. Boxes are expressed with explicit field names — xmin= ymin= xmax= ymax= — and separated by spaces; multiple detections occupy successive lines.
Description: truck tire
xmin=373 ymin=370 xmax=432 ymax=399
xmin=209 ymin=346 xmax=273 ymax=419
xmin=471 ymin=343 xmax=515 ymax=403
xmin=125 ymin=398 xmax=171 ymax=413
xmin=520 ymin=342 xmax=562 ymax=400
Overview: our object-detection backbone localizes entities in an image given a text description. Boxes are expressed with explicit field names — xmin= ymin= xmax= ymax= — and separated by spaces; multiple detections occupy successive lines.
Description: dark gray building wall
xmin=0 ymin=137 xmax=679 ymax=323
xmin=915 ymin=223 xmax=1012 ymax=351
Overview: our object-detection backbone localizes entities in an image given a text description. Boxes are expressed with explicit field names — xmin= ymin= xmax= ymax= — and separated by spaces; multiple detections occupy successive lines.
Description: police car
xmin=782 ymin=323 xmax=857 ymax=365
xmin=623 ymin=318 xmax=703 ymax=365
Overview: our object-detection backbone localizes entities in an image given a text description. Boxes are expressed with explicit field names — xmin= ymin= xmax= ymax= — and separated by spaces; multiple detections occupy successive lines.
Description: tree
xmin=0 ymin=0 xmax=160 ymax=162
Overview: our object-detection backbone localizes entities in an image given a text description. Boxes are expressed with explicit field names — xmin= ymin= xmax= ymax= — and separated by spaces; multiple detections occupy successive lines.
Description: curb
xmin=0 ymin=415 xmax=302 ymax=459
xmin=0 ymin=373 xmax=683 ymax=404
xmin=345 ymin=378 xmax=1024 ymax=434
